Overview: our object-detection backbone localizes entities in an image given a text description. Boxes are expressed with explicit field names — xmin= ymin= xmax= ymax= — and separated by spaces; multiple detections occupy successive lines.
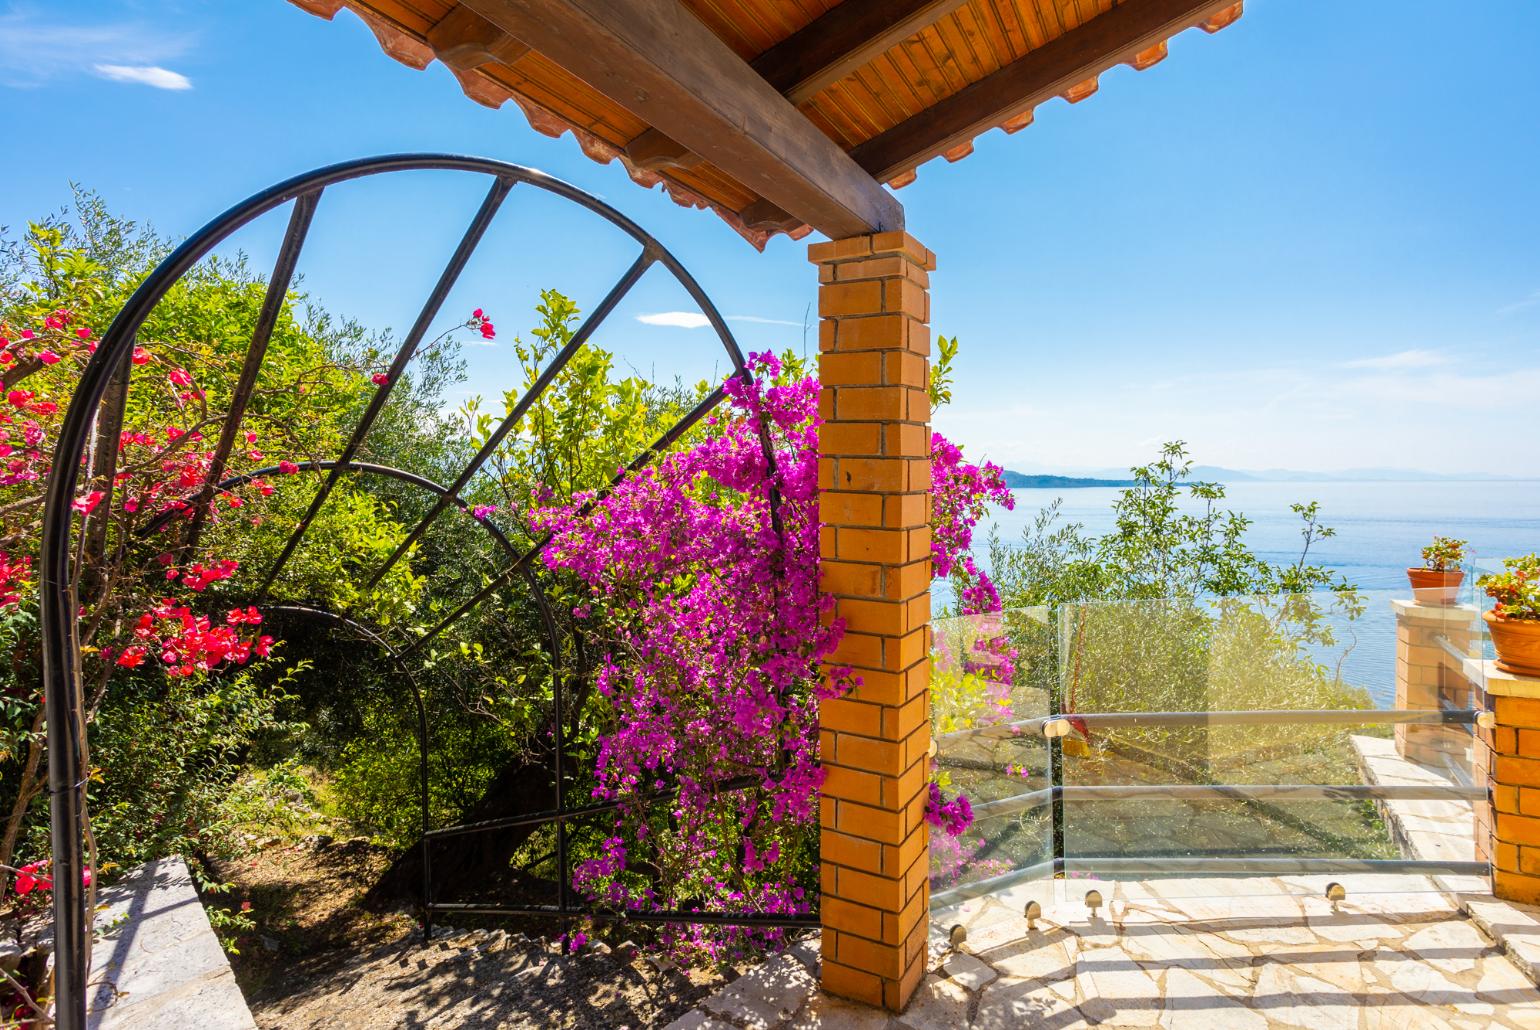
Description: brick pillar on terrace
xmin=1392 ymin=600 xmax=1480 ymax=768
xmin=1475 ymin=663 xmax=1540 ymax=900
xmin=811 ymin=231 xmax=934 ymax=1012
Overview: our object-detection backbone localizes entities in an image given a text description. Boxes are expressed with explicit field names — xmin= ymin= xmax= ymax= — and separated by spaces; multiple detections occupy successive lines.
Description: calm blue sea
xmin=975 ymin=480 xmax=1540 ymax=707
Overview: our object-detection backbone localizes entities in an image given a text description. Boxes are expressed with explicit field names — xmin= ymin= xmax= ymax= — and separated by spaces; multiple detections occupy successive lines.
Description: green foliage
xmin=0 ymin=190 xmax=465 ymax=885
xmin=76 ymin=659 xmax=309 ymax=870
xmin=990 ymin=441 xmax=1349 ymax=606
xmin=1479 ymin=553 xmax=1540 ymax=619
xmin=983 ymin=441 xmax=1372 ymax=794
xmin=929 ymin=333 xmax=959 ymax=409
xmin=330 ymin=701 xmax=511 ymax=849
xmin=467 ymin=289 xmax=693 ymax=521
xmin=1422 ymin=535 xmax=1469 ymax=572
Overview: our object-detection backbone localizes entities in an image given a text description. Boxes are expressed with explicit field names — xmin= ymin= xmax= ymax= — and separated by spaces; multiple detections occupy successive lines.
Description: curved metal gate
xmin=39 ymin=155 xmax=810 ymax=1030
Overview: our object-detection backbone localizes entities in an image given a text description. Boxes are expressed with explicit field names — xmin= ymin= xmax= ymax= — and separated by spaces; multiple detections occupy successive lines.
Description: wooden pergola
xmin=289 ymin=0 xmax=1243 ymax=1011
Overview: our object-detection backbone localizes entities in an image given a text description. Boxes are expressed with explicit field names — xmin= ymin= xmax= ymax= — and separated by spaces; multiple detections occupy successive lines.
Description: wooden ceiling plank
xmin=849 ymin=0 xmax=1238 ymax=180
xmin=460 ymin=0 xmax=903 ymax=237
xmin=751 ymin=0 xmax=973 ymax=104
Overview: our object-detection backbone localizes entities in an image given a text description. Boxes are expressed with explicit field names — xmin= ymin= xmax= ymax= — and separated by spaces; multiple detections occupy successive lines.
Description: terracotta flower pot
xmin=1408 ymin=567 xmax=1465 ymax=606
xmin=1486 ymin=611 xmax=1540 ymax=678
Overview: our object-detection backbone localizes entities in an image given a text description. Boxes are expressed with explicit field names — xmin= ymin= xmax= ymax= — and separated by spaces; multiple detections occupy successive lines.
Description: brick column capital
xmin=814 ymin=230 xmax=933 ymax=1013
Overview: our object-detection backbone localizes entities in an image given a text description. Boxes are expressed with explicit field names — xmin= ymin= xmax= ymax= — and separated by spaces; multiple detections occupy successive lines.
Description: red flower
xmin=168 ymin=368 xmax=194 ymax=388
xmin=371 ymin=372 xmax=390 ymax=386
xmin=131 ymin=346 xmax=151 ymax=365
xmin=278 ymin=460 xmax=300 ymax=475
xmin=72 ymin=490 xmax=106 ymax=515
xmin=37 ymin=350 xmax=60 ymax=365
xmin=480 ymin=321 xmax=496 ymax=340
xmin=117 ymin=647 xmax=146 ymax=668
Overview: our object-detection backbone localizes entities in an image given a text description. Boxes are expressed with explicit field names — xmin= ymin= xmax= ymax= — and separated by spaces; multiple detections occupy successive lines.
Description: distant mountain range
xmin=1001 ymin=464 xmax=1529 ymax=486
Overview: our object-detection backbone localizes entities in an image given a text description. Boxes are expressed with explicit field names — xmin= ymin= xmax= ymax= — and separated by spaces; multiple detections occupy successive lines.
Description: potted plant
xmin=1408 ymin=536 xmax=1468 ymax=605
xmin=1479 ymin=554 xmax=1540 ymax=677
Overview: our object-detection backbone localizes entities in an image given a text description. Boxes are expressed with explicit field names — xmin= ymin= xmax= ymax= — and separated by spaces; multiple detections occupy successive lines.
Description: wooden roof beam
xmin=849 ymin=0 xmax=1241 ymax=182
xmin=626 ymin=0 xmax=971 ymax=175
xmin=460 ymin=0 xmax=903 ymax=238
xmin=752 ymin=0 xmax=971 ymax=105
xmin=427 ymin=5 xmax=530 ymax=71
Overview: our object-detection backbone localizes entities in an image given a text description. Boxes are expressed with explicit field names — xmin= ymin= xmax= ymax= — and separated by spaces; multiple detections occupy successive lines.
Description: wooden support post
xmin=811 ymin=231 xmax=934 ymax=1012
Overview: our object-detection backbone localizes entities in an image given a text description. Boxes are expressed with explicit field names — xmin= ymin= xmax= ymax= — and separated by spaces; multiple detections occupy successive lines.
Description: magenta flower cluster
xmin=925 ymin=432 xmax=1016 ymax=838
xmin=534 ymin=354 xmax=1016 ymax=951
xmin=534 ymin=352 xmax=854 ymax=957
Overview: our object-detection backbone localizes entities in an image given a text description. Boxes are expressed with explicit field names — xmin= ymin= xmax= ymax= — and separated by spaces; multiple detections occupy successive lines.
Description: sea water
xmin=976 ymin=480 xmax=1540 ymax=707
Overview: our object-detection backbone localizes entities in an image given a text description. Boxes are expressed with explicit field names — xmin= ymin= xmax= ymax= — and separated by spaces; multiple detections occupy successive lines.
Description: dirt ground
xmin=209 ymin=838 xmax=750 ymax=1029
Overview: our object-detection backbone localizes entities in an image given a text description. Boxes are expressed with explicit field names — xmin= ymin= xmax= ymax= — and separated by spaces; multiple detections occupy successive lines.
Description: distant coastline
xmin=1000 ymin=472 xmax=1137 ymax=489
xmin=1003 ymin=465 xmax=1537 ymax=485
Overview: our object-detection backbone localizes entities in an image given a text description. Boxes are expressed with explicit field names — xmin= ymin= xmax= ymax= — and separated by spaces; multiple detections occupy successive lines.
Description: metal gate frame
xmin=40 ymin=155 xmax=813 ymax=1030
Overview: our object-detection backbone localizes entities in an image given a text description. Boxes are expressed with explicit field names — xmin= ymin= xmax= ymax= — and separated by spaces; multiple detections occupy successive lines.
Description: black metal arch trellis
xmin=39 ymin=155 xmax=808 ymax=1030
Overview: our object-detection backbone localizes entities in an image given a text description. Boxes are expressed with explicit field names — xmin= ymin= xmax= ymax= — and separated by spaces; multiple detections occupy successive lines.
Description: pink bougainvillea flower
xmin=20 ymin=329 xmax=35 ymax=340
xmin=15 ymin=861 xmax=51 ymax=895
xmin=371 ymin=372 xmax=390 ymax=386
xmin=167 ymin=368 xmax=194 ymax=388
xmin=277 ymin=460 xmax=300 ymax=475
xmin=116 ymin=647 xmax=146 ymax=668
xmin=76 ymin=327 xmax=91 ymax=340
xmin=72 ymin=491 xmax=106 ymax=515
xmin=472 ymin=504 xmax=497 ymax=520
xmin=6 ymin=390 xmax=32 ymax=407
xmin=131 ymin=346 xmax=151 ymax=365
xmin=472 ymin=308 xmax=484 ymax=320
xmin=37 ymin=350 xmax=60 ymax=365
xmin=479 ymin=321 xmax=496 ymax=340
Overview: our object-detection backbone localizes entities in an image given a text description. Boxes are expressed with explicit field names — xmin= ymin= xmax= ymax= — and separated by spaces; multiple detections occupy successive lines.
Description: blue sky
xmin=3 ymin=1 xmax=1538 ymax=477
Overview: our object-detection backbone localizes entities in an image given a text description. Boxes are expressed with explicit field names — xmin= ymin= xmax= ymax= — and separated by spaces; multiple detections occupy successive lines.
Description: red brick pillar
xmin=810 ymin=231 xmax=933 ymax=1012
xmin=1392 ymin=600 xmax=1479 ymax=767
xmin=1475 ymin=664 xmax=1540 ymax=901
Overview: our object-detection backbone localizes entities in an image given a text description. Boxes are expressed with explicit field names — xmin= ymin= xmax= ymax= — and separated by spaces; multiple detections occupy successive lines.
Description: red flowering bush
xmin=0 ymin=201 xmax=467 ymax=909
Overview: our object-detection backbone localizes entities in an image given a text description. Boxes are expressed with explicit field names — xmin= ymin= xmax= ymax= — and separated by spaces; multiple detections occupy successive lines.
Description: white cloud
xmin=93 ymin=64 xmax=190 ymax=90
xmin=636 ymin=311 xmax=803 ymax=330
xmin=636 ymin=311 xmax=710 ymax=329
xmin=728 ymin=314 xmax=804 ymax=328
xmin=1498 ymin=289 xmax=1540 ymax=317
xmin=1341 ymin=349 xmax=1449 ymax=370
xmin=0 ymin=9 xmax=194 ymax=89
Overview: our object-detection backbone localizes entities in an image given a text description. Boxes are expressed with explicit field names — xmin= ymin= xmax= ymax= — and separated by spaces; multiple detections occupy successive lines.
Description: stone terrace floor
xmin=670 ymin=735 xmax=1540 ymax=1029
xmin=670 ymin=877 xmax=1540 ymax=1029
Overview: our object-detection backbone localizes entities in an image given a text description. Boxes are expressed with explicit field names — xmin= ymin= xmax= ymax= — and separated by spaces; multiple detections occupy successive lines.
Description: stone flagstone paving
xmin=668 ymin=877 xmax=1540 ymax=1029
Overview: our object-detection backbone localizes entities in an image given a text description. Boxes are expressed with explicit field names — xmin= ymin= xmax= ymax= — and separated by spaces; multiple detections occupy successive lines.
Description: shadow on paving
xmin=252 ymin=931 xmax=713 ymax=1029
